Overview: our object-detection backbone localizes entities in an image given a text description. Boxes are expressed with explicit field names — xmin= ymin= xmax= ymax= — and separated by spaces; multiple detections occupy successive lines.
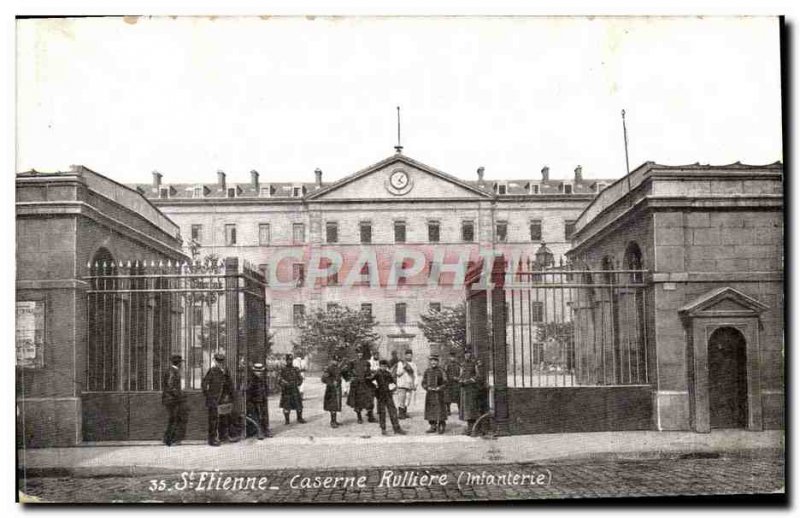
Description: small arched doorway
xmin=708 ymin=326 xmax=748 ymax=429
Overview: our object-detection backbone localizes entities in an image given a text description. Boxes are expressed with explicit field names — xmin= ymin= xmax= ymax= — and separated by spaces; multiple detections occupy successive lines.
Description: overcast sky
xmin=16 ymin=16 xmax=782 ymax=185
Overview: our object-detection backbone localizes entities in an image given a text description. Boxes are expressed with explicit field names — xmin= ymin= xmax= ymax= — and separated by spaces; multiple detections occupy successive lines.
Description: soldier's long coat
xmin=443 ymin=361 xmax=461 ymax=405
xmin=321 ymin=362 xmax=343 ymax=412
xmin=421 ymin=366 xmax=448 ymax=421
xmin=346 ymin=359 xmax=375 ymax=411
xmin=459 ymin=358 xmax=483 ymax=421
xmin=278 ymin=364 xmax=303 ymax=410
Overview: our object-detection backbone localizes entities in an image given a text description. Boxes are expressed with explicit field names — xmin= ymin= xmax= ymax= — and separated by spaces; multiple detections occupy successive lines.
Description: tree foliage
xmin=293 ymin=305 xmax=381 ymax=364
xmin=417 ymin=303 xmax=467 ymax=356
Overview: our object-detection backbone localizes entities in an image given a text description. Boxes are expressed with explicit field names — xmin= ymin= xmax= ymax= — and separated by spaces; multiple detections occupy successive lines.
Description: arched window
xmin=624 ymin=242 xmax=644 ymax=283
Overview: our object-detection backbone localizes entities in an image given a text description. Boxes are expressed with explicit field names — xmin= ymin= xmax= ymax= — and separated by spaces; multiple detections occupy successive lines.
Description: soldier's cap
xmin=213 ymin=352 xmax=226 ymax=362
xmin=285 ymin=353 xmax=294 ymax=361
xmin=404 ymin=349 xmax=413 ymax=355
xmin=170 ymin=354 xmax=183 ymax=365
xmin=429 ymin=354 xmax=440 ymax=361
xmin=379 ymin=359 xmax=389 ymax=366
xmin=252 ymin=362 xmax=265 ymax=372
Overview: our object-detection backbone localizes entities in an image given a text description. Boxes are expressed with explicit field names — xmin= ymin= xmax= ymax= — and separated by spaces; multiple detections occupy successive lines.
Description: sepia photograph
xmin=14 ymin=13 xmax=785 ymax=504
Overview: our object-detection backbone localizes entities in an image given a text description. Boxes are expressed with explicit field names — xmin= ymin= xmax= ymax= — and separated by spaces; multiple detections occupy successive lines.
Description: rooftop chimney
xmin=314 ymin=168 xmax=323 ymax=187
xmin=477 ymin=166 xmax=485 ymax=183
xmin=574 ymin=165 xmax=583 ymax=182
xmin=217 ymin=170 xmax=226 ymax=190
xmin=152 ymin=170 xmax=163 ymax=189
xmin=541 ymin=166 xmax=550 ymax=182
xmin=250 ymin=170 xmax=259 ymax=190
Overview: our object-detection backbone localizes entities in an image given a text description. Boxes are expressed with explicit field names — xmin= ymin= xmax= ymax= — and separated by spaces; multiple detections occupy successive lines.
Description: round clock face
xmin=389 ymin=170 xmax=409 ymax=190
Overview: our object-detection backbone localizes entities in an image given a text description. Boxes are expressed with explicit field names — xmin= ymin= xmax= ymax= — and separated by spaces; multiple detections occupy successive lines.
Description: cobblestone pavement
xmin=19 ymin=454 xmax=784 ymax=503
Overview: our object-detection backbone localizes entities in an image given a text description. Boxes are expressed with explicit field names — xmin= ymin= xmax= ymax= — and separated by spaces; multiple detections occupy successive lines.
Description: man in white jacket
xmin=393 ymin=349 xmax=418 ymax=419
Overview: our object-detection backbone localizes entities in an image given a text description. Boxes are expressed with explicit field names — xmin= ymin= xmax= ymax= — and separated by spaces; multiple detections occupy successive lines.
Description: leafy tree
xmin=417 ymin=303 xmax=467 ymax=356
xmin=293 ymin=305 xmax=381 ymax=365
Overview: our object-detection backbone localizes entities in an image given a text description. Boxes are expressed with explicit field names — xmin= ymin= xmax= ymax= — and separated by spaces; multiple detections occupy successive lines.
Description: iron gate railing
xmin=465 ymin=253 xmax=652 ymax=435
xmin=84 ymin=257 xmax=267 ymax=394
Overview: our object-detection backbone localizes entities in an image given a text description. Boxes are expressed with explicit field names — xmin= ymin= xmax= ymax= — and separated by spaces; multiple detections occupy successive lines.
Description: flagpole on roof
xmin=395 ymin=106 xmax=403 ymax=154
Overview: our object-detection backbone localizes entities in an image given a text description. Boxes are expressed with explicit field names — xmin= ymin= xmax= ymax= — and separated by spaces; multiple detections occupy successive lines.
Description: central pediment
xmin=307 ymin=154 xmax=491 ymax=201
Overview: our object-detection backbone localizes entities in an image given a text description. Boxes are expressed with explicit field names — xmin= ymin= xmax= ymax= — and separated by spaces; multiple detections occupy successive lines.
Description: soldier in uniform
xmin=346 ymin=348 xmax=377 ymax=424
xmin=321 ymin=355 xmax=344 ymax=428
xmin=246 ymin=362 xmax=273 ymax=439
xmin=421 ymin=354 xmax=448 ymax=434
xmin=278 ymin=354 xmax=306 ymax=424
xmin=459 ymin=348 xmax=483 ymax=436
xmin=161 ymin=354 xmax=187 ymax=446
xmin=443 ymin=350 xmax=462 ymax=415
xmin=372 ymin=359 xmax=406 ymax=435
xmin=202 ymin=352 xmax=234 ymax=446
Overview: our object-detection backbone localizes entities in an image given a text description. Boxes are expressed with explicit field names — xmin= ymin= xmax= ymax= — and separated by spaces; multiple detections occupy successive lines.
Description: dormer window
xmin=562 ymin=183 xmax=573 ymax=194
xmin=530 ymin=184 xmax=540 ymax=195
xmin=496 ymin=183 xmax=508 ymax=195
xmin=193 ymin=186 xmax=204 ymax=198
xmin=595 ymin=182 xmax=606 ymax=193
xmin=260 ymin=186 xmax=271 ymax=197
xmin=292 ymin=186 xmax=302 ymax=197
xmin=159 ymin=188 xmax=170 ymax=199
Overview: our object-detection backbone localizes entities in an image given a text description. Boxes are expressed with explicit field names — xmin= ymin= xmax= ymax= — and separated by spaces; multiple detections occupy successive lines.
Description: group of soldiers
xmin=320 ymin=347 xmax=485 ymax=436
xmin=160 ymin=347 xmax=484 ymax=446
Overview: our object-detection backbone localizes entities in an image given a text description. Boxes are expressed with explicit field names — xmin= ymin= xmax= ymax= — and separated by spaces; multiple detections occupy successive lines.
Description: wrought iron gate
xmin=82 ymin=257 xmax=267 ymax=441
xmin=466 ymin=254 xmax=653 ymax=435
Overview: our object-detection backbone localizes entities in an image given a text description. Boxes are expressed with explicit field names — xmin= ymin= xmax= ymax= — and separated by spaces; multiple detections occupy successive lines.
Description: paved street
xmin=19 ymin=453 xmax=784 ymax=503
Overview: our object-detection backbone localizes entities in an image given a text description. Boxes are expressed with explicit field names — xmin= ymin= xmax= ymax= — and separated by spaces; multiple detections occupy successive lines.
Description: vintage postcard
xmin=15 ymin=15 xmax=784 ymax=504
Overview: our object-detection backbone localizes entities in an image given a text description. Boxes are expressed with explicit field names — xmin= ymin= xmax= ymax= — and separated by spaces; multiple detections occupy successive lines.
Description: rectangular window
xmin=258 ymin=223 xmax=270 ymax=245
xmin=429 ymin=302 xmax=442 ymax=312
xmin=227 ymin=187 xmax=236 ymax=198
xmin=563 ymin=184 xmax=573 ymax=194
xmin=159 ymin=188 xmax=169 ymax=199
xmin=225 ymin=224 xmax=237 ymax=245
xmin=327 ymin=268 xmax=339 ymax=286
xmin=292 ymin=223 xmax=305 ymax=244
xmin=258 ymin=263 xmax=270 ymax=286
xmin=192 ymin=305 xmax=203 ymax=325
xmin=531 ymin=302 xmax=544 ymax=323
xmin=395 ymin=302 xmax=407 ymax=325
xmin=398 ymin=259 xmax=411 ymax=286
xmin=193 ymin=186 xmax=203 ymax=198
xmin=293 ymin=263 xmax=305 ymax=287
xmin=529 ymin=220 xmax=542 ymax=241
xmin=360 ymin=263 xmax=370 ymax=285
xmin=293 ymin=187 xmax=302 ymax=197
xmin=190 ymin=224 xmax=203 ymax=244
xmin=360 ymin=222 xmax=372 ymax=244
xmin=428 ymin=221 xmax=440 ymax=243
xmin=326 ymin=221 xmax=339 ymax=243
xmin=565 ymin=220 xmax=576 ymax=240
xmin=531 ymin=184 xmax=540 ymax=195
xmin=265 ymin=304 xmax=271 ymax=328
xmin=497 ymin=184 xmax=507 ymax=195
xmin=293 ymin=304 xmax=305 ymax=327
xmin=394 ymin=221 xmax=406 ymax=243
xmin=361 ymin=303 xmax=372 ymax=317
xmin=496 ymin=221 xmax=508 ymax=243
xmin=461 ymin=220 xmax=474 ymax=242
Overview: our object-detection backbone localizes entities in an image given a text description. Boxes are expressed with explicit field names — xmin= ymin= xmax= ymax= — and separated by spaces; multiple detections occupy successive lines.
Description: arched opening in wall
xmin=87 ymin=248 xmax=117 ymax=391
xmin=623 ymin=242 xmax=647 ymax=383
xmin=708 ymin=326 xmax=748 ymax=429
xmin=601 ymin=256 xmax=621 ymax=384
